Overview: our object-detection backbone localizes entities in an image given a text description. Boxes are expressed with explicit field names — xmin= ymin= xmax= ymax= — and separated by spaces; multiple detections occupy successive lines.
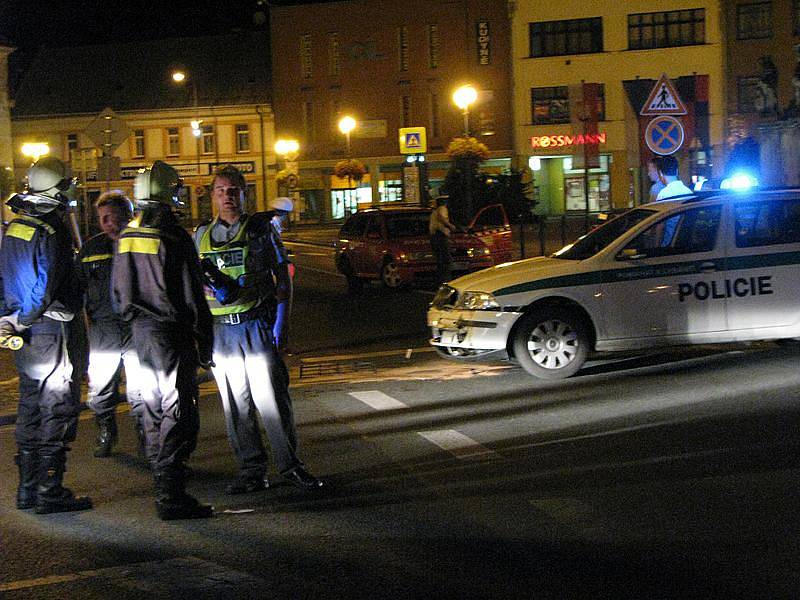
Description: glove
xmin=272 ymin=302 xmax=289 ymax=351
xmin=200 ymin=258 xmax=240 ymax=305
xmin=198 ymin=345 xmax=215 ymax=370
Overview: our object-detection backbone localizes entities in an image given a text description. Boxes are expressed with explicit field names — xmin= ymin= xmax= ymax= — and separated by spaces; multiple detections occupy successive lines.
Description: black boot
xmin=93 ymin=413 xmax=118 ymax=458
xmin=35 ymin=452 xmax=93 ymax=514
xmin=14 ymin=449 xmax=38 ymax=509
xmin=154 ymin=470 xmax=213 ymax=521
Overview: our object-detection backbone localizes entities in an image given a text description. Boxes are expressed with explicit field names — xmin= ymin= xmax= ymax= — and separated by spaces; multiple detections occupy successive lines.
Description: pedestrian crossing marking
xmin=349 ymin=390 xmax=408 ymax=410
xmin=418 ymin=429 xmax=497 ymax=459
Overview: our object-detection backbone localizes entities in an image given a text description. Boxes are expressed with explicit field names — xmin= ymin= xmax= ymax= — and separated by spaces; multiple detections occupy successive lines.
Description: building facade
xmin=9 ymin=33 xmax=276 ymax=233
xmin=511 ymin=1 xmax=726 ymax=215
xmin=270 ymin=0 xmax=513 ymax=222
xmin=723 ymin=0 xmax=800 ymax=186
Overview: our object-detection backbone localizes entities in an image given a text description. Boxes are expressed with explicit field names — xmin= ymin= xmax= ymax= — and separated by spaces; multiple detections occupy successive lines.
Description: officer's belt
xmin=213 ymin=306 xmax=270 ymax=326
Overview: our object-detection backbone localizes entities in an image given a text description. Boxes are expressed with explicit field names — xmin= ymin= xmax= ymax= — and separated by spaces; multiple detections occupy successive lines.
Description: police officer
xmin=111 ymin=160 xmax=214 ymax=520
xmin=194 ymin=165 xmax=324 ymax=494
xmin=0 ymin=156 xmax=92 ymax=514
xmin=77 ymin=191 xmax=145 ymax=458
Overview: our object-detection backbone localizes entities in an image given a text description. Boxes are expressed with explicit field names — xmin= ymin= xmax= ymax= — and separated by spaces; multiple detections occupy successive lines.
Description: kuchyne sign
xmin=530 ymin=132 xmax=607 ymax=149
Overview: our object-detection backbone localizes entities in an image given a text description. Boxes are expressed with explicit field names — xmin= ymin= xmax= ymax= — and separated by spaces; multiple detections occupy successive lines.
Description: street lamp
xmin=338 ymin=115 xmax=356 ymax=156
xmin=274 ymin=139 xmax=300 ymax=162
xmin=21 ymin=142 xmax=50 ymax=164
xmin=452 ymin=84 xmax=478 ymax=136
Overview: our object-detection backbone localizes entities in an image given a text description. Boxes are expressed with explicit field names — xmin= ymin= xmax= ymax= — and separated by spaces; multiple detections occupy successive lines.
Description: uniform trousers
xmin=132 ymin=319 xmax=200 ymax=475
xmin=211 ymin=317 xmax=300 ymax=477
xmin=86 ymin=320 xmax=144 ymax=421
xmin=14 ymin=317 xmax=83 ymax=454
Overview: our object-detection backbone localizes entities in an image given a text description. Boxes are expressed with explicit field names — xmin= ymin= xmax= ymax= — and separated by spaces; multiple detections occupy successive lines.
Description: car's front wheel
xmin=380 ymin=259 xmax=403 ymax=288
xmin=512 ymin=308 xmax=589 ymax=380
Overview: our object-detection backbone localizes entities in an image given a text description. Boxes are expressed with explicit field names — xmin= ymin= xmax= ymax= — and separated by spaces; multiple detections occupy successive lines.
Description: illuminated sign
xmin=477 ymin=21 xmax=490 ymax=65
xmin=530 ymin=132 xmax=606 ymax=149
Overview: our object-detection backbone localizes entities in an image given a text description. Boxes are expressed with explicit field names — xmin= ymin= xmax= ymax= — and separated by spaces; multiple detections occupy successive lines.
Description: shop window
xmin=379 ymin=179 xmax=403 ymax=203
xmin=737 ymin=76 xmax=761 ymax=113
xmin=628 ymin=9 xmax=705 ymax=50
xmin=201 ymin=125 xmax=215 ymax=154
xmin=528 ymin=17 xmax=603 ymax=58
xmin=737 ymin=2 xmax=772 ymax=40
xmin=167 ymin=127 xmax=180 ymax=156
xmin=132 ymin=129 xmax=145 ymax=158
xmin=236 ymin=124 xmax=250 ymax=153
xmin=531 ymin=86 xmax=570 ymax=125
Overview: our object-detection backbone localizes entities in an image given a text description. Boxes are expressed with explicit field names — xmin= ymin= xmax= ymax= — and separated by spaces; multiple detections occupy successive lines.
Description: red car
xmin=335 ymin=204 xmax=512 ymax=290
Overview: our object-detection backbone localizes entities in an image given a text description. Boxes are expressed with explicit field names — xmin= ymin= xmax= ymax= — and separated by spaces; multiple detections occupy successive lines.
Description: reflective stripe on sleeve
xmin=5 ymin=222 xmax=36 ymax=241
xmin=81 ymin=253 xmax=113 ymax=263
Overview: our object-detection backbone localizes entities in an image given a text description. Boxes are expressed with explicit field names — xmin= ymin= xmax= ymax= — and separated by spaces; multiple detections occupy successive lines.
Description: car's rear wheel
xmin=380 ymin=259 xmax=403 ymax=288
xmin=512 ymin=308 xmax=589 ymax=380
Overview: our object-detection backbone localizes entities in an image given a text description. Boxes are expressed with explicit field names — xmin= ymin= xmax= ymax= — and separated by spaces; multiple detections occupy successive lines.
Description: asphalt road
xmin=1 ymin=243 xmax=800 ymax=599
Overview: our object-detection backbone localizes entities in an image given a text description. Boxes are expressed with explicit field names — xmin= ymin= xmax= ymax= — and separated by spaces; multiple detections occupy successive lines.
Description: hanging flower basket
xmin=334 ymin=159 xmax=367 ymax=182
xmin=446 ymin=136 xmax=490 ymax=163
xmin=276 ymin=169 xmax=293 ymax=186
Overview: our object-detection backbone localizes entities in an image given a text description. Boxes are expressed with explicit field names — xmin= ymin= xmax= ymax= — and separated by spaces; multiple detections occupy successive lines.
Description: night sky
xmin=0 ymin=0 xmax=272 ymax=50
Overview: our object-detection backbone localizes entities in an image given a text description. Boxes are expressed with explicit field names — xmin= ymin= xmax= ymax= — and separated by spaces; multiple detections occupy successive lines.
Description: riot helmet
xmin=268 ymin=196 xmax=293 ymax=234
xmin=133 ymin=160 xmax=183 ymax=208
xmin=6 ymin=157 xmax=76 ymax=216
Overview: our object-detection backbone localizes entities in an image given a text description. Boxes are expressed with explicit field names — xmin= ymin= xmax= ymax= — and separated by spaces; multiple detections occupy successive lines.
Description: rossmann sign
xmin=530 ymin=132 xmax=607 ymax=149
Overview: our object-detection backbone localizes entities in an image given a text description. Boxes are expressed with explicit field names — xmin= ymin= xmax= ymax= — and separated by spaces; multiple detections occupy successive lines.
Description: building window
xmin=328 ymin=32 xmax=340 ymax=76
xmin=401 ymin=96 xmax=412 ymax=128
xmin=430 ymin=92 xmax=441 ymax=138
xmin=531 ymin=86 xmax=570 ymax=124
xmin=795 ymin=0 xmax=800 ymax=34
xmin=132 ymin=129 xmax=145 ymax=158
xmin=201 ymin=125 xmax=215 ymax=154
xmin=300 ymin=33 xmax=312 ymax=79
xmin=398 ymin=26 xmax=409 ymax=71
xmin=302 ymin=100 xmax=314 ymax=144
xmin=235 ymin=124 xmax=250 ymax=153
xmin=529 ymin=17 xmax=603 ymax=58
xmin=737 ymin=76 xmax=761 ymax=113
xmin=737 ymin=2 xmax=772 ymax=40
xmin=66 ymin=133 xmax=78 ymax=161
xmin=167 ymin=127 xmax=180 ymax=156
xmin=628 ymin=9 xmax=705 ymax=50
xmin=428 ymin=24 xmax=440 ymax=68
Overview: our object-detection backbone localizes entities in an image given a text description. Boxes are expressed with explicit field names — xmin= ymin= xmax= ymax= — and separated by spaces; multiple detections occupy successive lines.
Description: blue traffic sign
xmin=645 ymin=116 xmax=684 ymax=156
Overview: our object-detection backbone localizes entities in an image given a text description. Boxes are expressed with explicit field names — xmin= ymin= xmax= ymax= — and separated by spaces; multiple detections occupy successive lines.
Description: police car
xmin=428 ymin=186 xmax=800 ymax=379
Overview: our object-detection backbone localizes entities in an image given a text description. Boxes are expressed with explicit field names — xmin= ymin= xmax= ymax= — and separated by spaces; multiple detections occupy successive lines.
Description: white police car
xmin=428 ymin=186 xmax=800 ymax=379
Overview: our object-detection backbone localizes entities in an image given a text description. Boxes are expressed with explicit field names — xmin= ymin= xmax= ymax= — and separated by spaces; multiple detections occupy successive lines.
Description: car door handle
xmin=699 ymin=261 xmax=717 ymax=273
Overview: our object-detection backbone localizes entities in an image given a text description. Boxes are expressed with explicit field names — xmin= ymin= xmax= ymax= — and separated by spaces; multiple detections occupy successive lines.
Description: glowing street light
xmin=338 ymin=115 xmax=356 ymax=156
xmin=452 ymin=84 xmax=478 ymax=136
xmin=274 ymin=139 xmax=300 ymax=162
xmin=171 ymin=70 xmax=186 ymax=83
xmin=21 ymin=142 xmax=50 ymax=163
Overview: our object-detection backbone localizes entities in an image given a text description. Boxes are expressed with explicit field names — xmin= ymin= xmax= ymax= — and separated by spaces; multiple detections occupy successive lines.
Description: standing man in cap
xmin=194 ymin=165 xmax=324 ymax=495
xmin=112 ymin=160 xmax=214 ymax=520
xmin=0 ymin=156 xmax=92 ymax=514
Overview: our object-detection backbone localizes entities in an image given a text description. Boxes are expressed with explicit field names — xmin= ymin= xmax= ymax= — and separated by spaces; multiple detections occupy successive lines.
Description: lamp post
xmin=171 ymin=70 xmax=203 ymax=220
xmin=274 ymin=138 xmax=300 ymax=197
xmin=338 ymin=115 xmax=356 ymax=156
xmin=452 ymin=84 xmax=478 ymax=136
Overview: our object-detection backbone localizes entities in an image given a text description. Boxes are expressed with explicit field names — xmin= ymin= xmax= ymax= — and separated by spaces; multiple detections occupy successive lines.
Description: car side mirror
xmin=618 ymin=248 xmax=646 ymax=261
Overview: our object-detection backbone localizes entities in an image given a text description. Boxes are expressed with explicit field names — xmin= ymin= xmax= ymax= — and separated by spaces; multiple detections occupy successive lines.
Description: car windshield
xmin=553 ymin=209 xmax=657 ymax=260
xmin=386 ymin=213 xmax=429 ymax=238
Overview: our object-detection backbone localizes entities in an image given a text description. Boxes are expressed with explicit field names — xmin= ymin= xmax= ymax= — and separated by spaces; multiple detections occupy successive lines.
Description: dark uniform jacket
xmin=0 ymin=209 xmax=77 ymax=326
xmin=111 ymin=205 xmax=212 ymax=351
xmin=76 ymin=233 xmax=120 ymax=324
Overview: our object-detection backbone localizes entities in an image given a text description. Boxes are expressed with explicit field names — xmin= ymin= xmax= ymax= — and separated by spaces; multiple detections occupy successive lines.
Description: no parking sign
xmin=644 ymin=116 xmax=684 ymax=156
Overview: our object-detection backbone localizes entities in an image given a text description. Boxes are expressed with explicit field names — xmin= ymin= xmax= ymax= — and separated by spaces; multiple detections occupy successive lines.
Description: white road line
xmin=418 ymin=430 xmax=498 ymax=459
xmin=348 ymin=390 xmax=408 ymax=410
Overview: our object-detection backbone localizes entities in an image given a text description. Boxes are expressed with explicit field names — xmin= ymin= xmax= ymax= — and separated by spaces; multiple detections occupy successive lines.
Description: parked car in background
xmin=336 ymin=204 xmax=512 ymax=291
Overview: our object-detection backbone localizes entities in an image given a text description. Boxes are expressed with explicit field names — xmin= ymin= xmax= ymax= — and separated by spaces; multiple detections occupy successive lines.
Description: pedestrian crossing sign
xmin=399 ymin=127 xmax=427 ymax=154
xmin=640 ymin=73 xmax=687 ymax=116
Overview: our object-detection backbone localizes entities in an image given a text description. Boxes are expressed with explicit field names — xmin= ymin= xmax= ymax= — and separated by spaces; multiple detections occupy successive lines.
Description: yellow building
xmin=9 ymin=33 xmax=276 ymax=232
xmin=511 ymin=1 xmax=726 ymax=214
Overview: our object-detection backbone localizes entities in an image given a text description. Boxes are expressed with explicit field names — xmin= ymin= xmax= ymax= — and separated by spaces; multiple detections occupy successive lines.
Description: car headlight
xmin=455 ymin=291 xmax=500 ymax=310
xmin=466 ymin=246 xmax=491 ymax=258
xmin=399 ymin=251 xmax=434 ymax=262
